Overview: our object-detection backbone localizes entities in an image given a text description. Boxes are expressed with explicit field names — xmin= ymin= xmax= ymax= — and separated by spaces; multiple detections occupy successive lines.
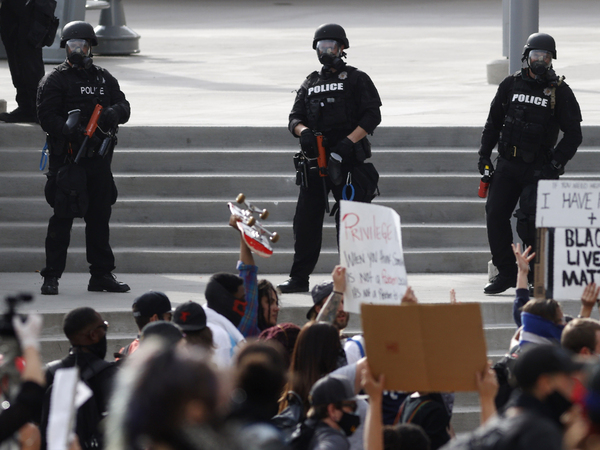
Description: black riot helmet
xmin=312 ymin=23 xmax=349 ymax=50
xmin=60 ymin=21 xmax=98 ymax=48
xmin=522 ymin=32 xmax=557 ymax=59
xmin=521 ymin=33 xmax=556 ymax=76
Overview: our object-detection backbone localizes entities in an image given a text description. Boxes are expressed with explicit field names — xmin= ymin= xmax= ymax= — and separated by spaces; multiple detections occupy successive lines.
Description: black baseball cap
xmin=513 ymin=344 xmax=584 ymax=390
xmin=310 ymin=373 xmax=357 ymax=406
xmin=173 ymin=301 xmax=207 ymax=332
xmin=132 ymin=291 xmax=172 ymax=318
xmin=307 ymin=281 xmax=334 ymax=320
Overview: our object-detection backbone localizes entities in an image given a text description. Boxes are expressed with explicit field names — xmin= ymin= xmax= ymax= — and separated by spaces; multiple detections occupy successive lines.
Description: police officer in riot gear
xmin=278 ymin=23 xmax=382 ymax=293
xmin=478 ymin=32 xmax=582 ymax=295
xmin=37 ymin=21 xmax=131 ymax=295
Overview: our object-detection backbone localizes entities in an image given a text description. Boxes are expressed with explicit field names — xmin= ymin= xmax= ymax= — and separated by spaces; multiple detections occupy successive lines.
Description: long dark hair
xmin=257 ymin=279 xmax=278 ymax=331
xmin=278 ymin=321 xmax=341 ymax=414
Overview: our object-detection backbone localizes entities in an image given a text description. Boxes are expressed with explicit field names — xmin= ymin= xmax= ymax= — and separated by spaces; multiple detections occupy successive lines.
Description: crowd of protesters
xmin=4 ymin=227 xmax=600 ymax=450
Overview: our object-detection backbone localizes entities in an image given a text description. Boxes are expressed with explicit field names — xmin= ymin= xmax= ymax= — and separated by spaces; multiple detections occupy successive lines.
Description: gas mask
xmin=316 ymin=39 xmax=346 ymax=71
xmin=527 ymin=49 xmax=553 ymax=76
xmin=66 ymin=39 xmax=93 ymax=70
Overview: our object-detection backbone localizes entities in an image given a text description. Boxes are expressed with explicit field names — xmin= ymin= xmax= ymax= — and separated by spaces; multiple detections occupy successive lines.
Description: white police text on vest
xmin=512 ymin=93 xmax=549 ymax=107
xmin=80 ymin=86 xmax=105 ymax=95
xmin=308 ymin=83 xmax=344 ymax=96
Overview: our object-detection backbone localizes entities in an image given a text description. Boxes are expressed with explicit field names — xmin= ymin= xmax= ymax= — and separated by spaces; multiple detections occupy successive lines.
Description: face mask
xmin=527 ymin=49 xmax=552 ymax=76
xmin=68 ymin=51 xmax=93 ymax=70
xmin=543 ymin=390 xmax=573 ymax=425
xmin=66 ymin=39 xmax=93 ymax=70
xmin=85 ymin=334 xmax=107 ymax=360
xmin=337 ymin=411 xmax=360 ymax=436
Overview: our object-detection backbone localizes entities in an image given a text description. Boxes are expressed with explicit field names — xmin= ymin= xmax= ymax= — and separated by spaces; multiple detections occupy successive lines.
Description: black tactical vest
xmin=498 ymin=75 xmax=557 ymax=162
xmin=303 ymin=66 xmax=358 ymax=135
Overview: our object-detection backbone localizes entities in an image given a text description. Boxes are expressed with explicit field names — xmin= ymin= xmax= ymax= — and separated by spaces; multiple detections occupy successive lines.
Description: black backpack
xmin=43 ymin=358 xmax=114 ymax=450
xmin=272 ymin=391 xmax=305 ymax=443
xmin=287 ymin=418 xmax=318 ymax=450
xmin=491 ymin=345 xmax=522 ymax=411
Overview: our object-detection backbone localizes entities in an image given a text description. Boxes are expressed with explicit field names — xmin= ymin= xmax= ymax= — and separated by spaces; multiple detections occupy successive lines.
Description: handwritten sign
xmin=552 ymin=227 xmax=600 ymax=300
xmin=536 ymin=180 xmax=600 ymax=228
xmin=339 ymin=200 xmax=407 ymax=313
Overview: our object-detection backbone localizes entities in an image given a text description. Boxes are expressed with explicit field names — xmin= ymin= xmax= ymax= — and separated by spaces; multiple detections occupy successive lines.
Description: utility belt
xmin=497 ymin=141 xmax=552 ymax=164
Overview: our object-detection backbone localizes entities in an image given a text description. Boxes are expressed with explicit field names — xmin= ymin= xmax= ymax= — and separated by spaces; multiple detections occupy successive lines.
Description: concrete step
xmin=0 ymin=222 xmax=489 ymax=249
xmin=0 ymin=197 xmax=489 ymax=224
xmin=5 ymin=147 xmax=600 ymax=173
xmin=5 ymin=171 xmax=600 ymax=199
xmin=0 ymin=247 xmax=492 ymax=273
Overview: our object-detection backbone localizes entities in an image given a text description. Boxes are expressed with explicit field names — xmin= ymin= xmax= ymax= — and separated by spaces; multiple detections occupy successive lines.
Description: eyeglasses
xmin=339 ymin=401 xmax=357 ymax=413
xmin=96 ymin=321 xmax=109 ymax=331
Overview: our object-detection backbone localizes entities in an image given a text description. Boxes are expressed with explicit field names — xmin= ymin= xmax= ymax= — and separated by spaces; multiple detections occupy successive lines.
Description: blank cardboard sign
xmin=361 ymin=303 xmax=488 ymax=392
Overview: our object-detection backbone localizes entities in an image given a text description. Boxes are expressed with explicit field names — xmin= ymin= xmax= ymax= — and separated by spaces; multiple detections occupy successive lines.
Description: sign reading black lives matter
xmin=536 ymin=180 xmax=600 ymax=300
xmin=339 ymin=200 xmax=408 ymax=313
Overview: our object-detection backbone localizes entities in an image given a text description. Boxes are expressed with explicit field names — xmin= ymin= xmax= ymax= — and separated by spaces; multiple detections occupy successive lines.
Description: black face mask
xmin=337 ymin=411 xmax=360 ymax=436
xmin=543 ymin=390 xmax=573 ymax=426
xmin=529 ymin=60 xmax=549 ymax=76
xmin=68 ymin=51 xmax=93 ymax=70
xmin=319 ymin=53 xmax=346 ymax=72
xmin=85 ymin=334 xmax=107 ymax=360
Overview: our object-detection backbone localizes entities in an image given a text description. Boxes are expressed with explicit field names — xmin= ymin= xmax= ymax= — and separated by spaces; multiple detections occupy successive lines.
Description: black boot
xmin=483 ymin=273 xmax=516 ymax=295
xmin=41 ymin=276 xmax=59 ymax=295
xmin=277 ymin=277 xmax=309 ymax=294
xmin=88 ymin=273 xmax=130 ymax=292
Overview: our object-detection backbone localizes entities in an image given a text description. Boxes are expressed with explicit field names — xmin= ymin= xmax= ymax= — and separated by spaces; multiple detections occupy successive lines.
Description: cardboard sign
xmin=550 ymin=227 xmax=600 ymax=300
xmin=536 ymin=180 xmax=600 ymax=228
xmin=339 ymin=200 xmax=408 ymax=314
xmin=361 ymin=303 xmax=487 ymax=392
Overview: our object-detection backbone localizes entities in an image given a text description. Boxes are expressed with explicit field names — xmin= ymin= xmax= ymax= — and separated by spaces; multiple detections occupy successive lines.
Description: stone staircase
xmin=2 ymin=124 xmax=600 ymax=433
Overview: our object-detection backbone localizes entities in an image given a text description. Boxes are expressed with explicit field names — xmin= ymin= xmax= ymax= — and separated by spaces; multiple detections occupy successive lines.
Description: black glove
xmin=299 ymin=128 xmax=318 ymax=158
xmin=478 ymin=156 xmax=494 ymax=176
xmin=62 ymin=123 xmax=84 ymax=144
xmin=540 ymin=163 xmax=562 ymax=180
xmin=334 ymin=137 xmax=354 ymax=161
xmin=99 ymin=107 xmax=120 ymax=130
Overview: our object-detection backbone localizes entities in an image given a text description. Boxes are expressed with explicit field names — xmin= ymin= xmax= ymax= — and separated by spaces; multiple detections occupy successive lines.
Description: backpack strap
xmin=348 ymin=336 xmax=365 ymax=358
xmin=80 ymin=358 xmax=113 ymax=382
xmin=406 ymin=399 xmax=433 ymax=424
xmin=550 ymin=76 xmax=565 ymax=115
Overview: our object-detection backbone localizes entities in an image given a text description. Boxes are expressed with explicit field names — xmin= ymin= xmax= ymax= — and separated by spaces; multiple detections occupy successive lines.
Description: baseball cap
xmin=173 ymin=301 xmax=207 ymax=332
xmin=310 ymin=373 xmax=357 ymax=406
xmin=307 ymin=281 xmax=334 ymax=320
xmin=513 ymin=344 xmax=584 ymax=390
xmin=132 ymin=291 xmax=172 ymax=318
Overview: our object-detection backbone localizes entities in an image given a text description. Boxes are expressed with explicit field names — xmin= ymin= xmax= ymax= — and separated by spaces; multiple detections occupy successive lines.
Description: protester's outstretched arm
xmin=513 ymin=243 xmax=535 ymax=290
xmin=316 ymin=265 xmax=346 ymax=324
xmin=13 ymin=315 xmax=44 ymax=386
xmin=230 ymin=215 xmax=260 ymax=337
xmin=361 ymin=365 xmax=384 ymax=450
xmin=477 ymin=360 xmax=498 ymax=425
xmin=512 ymin=243 xmax=535 ymax=327
xmin=579 ymin=282 xmax=600 ymax=318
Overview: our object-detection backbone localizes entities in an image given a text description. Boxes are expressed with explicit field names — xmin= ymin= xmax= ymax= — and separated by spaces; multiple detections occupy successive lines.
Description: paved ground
xmin=1 ymin=272 xmax=501 ymax=316
xmin=1 ymin=0 xmax=600 ymax=128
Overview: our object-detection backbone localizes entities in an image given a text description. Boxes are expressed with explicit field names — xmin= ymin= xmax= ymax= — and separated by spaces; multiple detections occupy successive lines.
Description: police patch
xmin=543 ymin=88 xmax=552 ymax=96
xmin=338 ymin=71 xmax=348 ymax=80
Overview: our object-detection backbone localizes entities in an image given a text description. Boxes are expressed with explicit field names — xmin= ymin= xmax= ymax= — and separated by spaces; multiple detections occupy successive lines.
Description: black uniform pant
xmin=485 ymin=156 xmax=541 ymax=277
xmin=41 ymin=156 xmax=117 ymax=278
xmin=290 ymin=164 xmax=372 ymax=282
xmin=0 ymin=0 xmax=44 ymax=114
